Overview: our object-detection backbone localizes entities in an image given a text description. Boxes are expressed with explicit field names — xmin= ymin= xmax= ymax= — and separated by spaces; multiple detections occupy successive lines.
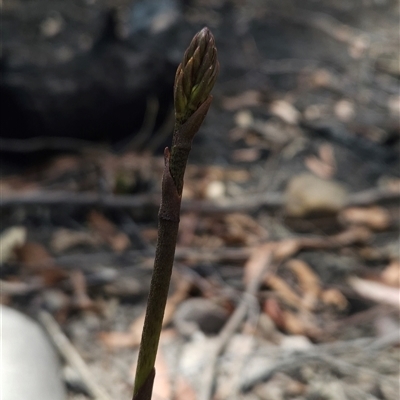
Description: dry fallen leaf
xmin=175 ymin=376 xmax=197 ymax=400
xmin=98 ymin=331 xmax=139 ymax=349
xmin=272 ymin=239 xmax=301 ymax=262
xmin=381 ymin=261 xmax=400 ymax=287
xmin=194 ymin=213 xmax=267 ymax=248
xmin=222 ymin=90 xmax=262 ymax=111
xmin=41 ymin=155 xmax=81 ymax=181
xmin=348 ymin=276 xmax=400 ymax=308
xmin=265 ymin=275 xmax=304 ymax=309
xmin=320 ymin=288 xmax=348 ymax=310
xmin=178 ymin=213 xmax=199 ymax=247
xmin=339 ymin=206 xmax=391 ymax=230
xmin=50 ymin=228 xmax=101 ymax=253
xmin=14 ymin=242 xmax=68 ymax=286
xmin=286 ymin=259 xmax=321 ymax=309
xmin=0 ymin=293 xmax=11 ymax=306
xmin=243 ymin=244 xmax=272 ymax=287
xmin=305 ymin=156 xmax=335 ymax=179
xmin=152 ymin=348 xmax=172 ymax=400
xmin=224 ymin=213 xmax=268 ymax=246
xmin=379 ymin=176 xmax=400 ymax=193
xmin=14 ymin=241 xmax=53 ymax=267
xmin=232 ymin=148 xmax=261 ymax=163
xmin=264 ymin=297 xmax=285 ymax=330
xmin=98 ymin=313 xmax=145 ymax=349
xmin=0 ymin=176 xmax=40 ymax=194
xmin=87 ymin=210 xmax=131 ymax=252
xmin=270 ymin=100 xmax=301 ymax=125
xmin=283 ymin=310 xmax=321 ymax=339
xmin=0 ymin=226 xmax=27 ymax=264
xmin=99 ymin=277 xmax=191 ymax=349
xmin=163 ymin=276 xmax=192 ymax=325
xmin=332 ymin=226 xmax=372 ymax=246
xmin=281 ymin=310 xmax=307 ymax=335
xmin=70 ymin=270 xmax=95 ymax=311
xmin=141 ymin=227 xmax=158 ymax=243
xmin=304 ymin=143 xmax=336 ymax=179
xmin=311 ymin=69 xmax=334 ymax=88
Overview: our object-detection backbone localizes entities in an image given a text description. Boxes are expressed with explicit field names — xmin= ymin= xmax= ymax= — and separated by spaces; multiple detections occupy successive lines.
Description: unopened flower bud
xmin=174 ymin=27 xmax=219 ymax=124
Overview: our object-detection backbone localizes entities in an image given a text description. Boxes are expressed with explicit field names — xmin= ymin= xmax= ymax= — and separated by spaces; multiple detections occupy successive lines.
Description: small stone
xmin=381 ymin=261 xmax=400 ymax=287
xmin=334 ymin=99 xmax=356 ymax=122
xmin=387 ymin=95 xmax=400 ymax=117
xmin=234 ymin=110 xmax=253 ymax=128
xmin=312 ymin=69 xmax=334 ymax=87
xmin=270 ymin=100 xmax=301 ymax=125
xmin=0 ymin=226 xmax=27 ymax=264
xmin=205 ymin=180 xmax=226 ymax=199
xmin=0 ymin=306 xmax=66 ymax=400
xmin=279 ymin=334 xmax=313 ymax=350
xmin=40 ymin=12 xmax=65 ymax=38
xmin=285 ymin=173 xmax=349 ymax=217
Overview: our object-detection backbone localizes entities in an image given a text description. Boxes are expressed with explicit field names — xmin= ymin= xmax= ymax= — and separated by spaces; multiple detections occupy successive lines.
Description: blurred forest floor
xmin=1 ymin=1 xmax=399 ymax=399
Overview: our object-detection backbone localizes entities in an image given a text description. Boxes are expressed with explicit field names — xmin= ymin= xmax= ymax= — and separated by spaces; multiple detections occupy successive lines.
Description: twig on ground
xmin=365 ymin=329 xmax=400 ymax=351
xmin=1 ymin=187 xmax=398 ymax=212
xmin=0 ymin=280 xmax=43 ymax=295
xmin=313 ymin=332 xmax=400 ymax=355
xmin=346 ymin=187 xmax=400 ymax=206
xmin=240 ymin=331 xmax=400 ymax=392
xmin=0 ymin=190 xmax=161 ymax=209
xmin=51 ymin=225 xmax=372 ymax=277
xmin=199 ymin=245 xmax=273 ymax=400
xmin=328 ymin=305 xmax=393 ymax=334
xmin=348 ymin=276 xmax=400 ymax=308
xmin=38 ymin=310 xmax=112 ymax=400
xmin=0 ymin=137 xmax=102 ymax=153
xmin=54 ymin=247 xmax=252 ymax=269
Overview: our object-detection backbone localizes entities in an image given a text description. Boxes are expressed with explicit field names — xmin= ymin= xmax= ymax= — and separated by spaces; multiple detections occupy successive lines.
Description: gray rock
xmin=0 ymin=306 xmax=66 ymax=400
xmin=284 ymin=173 xmax=349 ymax=217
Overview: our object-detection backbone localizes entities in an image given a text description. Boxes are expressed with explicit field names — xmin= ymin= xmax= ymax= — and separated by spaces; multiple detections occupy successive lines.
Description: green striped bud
xmin=174 ymin=27 xmax=219 ymax=124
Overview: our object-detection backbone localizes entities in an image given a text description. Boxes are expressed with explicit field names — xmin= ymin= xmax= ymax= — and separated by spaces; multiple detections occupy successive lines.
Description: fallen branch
xmin=240 ymin=331 xmax=400 ymax=392
xmin=1 ymin=187 xmax=398 ymax=212
xmin=348 ymin=276 xmax=400 ymax=308
xmin=38 ymin=310 xmax=112 ymax=400
xmin=199 ymin=245 xmax=273 ymax=400
xmin=54 ymin=246 xmax=252 ymax=269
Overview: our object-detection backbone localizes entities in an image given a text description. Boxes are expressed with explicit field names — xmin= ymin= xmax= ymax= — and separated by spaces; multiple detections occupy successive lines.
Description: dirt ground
xmin=1 ymin=1 xmax=399 ymax=399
